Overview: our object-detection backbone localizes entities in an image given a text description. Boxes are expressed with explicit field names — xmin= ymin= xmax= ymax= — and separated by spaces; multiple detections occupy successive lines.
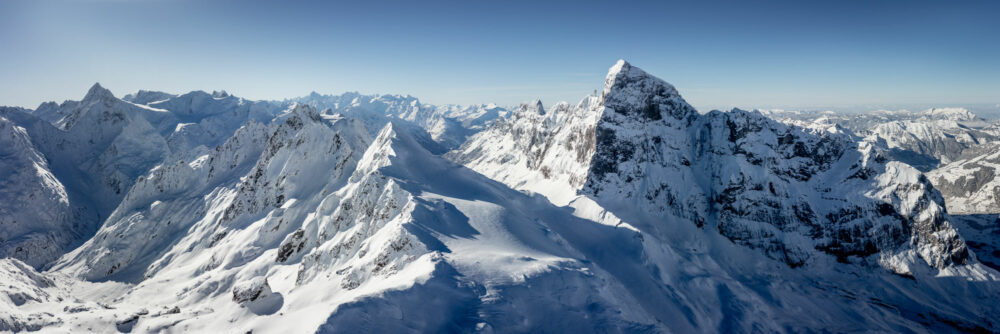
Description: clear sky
xmin=2 ymin=0 xmax=998 ymax=113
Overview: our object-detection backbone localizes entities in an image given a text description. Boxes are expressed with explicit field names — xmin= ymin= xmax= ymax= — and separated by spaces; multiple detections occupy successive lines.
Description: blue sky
xmin=2 ymin=0 xmax=998 ymax=112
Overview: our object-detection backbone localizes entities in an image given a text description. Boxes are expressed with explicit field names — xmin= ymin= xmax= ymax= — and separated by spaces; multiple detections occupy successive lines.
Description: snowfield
xmin=0 ymin=60 xmax=999 ymax=333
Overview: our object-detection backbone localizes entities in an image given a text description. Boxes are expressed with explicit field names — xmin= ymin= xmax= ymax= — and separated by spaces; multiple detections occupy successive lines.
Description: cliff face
xmin=455 ymin=60 xmax=971 ymax=274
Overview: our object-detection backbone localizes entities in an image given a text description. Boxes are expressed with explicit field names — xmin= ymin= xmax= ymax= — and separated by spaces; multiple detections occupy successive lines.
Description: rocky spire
xmin=83 ymin=82 xmax=115 ymax=102
xmin=601 ymin=59 xmax=697 ymax=121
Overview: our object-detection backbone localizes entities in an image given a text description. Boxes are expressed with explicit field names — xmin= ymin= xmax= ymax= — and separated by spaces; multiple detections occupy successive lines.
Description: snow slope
xmin=0 ymin=117 xmax=76 ymax=268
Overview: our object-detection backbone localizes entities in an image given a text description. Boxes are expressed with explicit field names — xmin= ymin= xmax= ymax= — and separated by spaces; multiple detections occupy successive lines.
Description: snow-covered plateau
xmin=1 ymin=60 xmax=999 ymax=333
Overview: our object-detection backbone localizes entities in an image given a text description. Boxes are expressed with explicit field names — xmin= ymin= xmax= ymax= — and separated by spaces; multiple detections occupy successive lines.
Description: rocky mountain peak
xmin=83 ymin=82 xmax=115 ymax=102
xmin=281 ymin=103 xmax=323 ymax=126
xmin=601 ymin=60 xmax=697 ymax=122
xmin=212 ymin=90 xmax=230 ymax=99
xmin=518 ymin=99 xmax=545 ymax=115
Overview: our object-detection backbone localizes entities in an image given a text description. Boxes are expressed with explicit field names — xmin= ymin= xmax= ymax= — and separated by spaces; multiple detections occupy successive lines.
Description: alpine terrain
xmin=0 ymin=60 xmax=998 ymax=333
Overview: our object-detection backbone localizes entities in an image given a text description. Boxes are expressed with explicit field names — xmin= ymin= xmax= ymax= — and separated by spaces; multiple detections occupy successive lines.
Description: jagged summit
xmin=83 ymin=82 xmax=115 ymax=101
xmin=603 ymin=59 xmax=628 ymax=93
xmin=601 ymin=60 xmax=696 ymax=121
xmin=518 ymin=99 xmax=545 ymax=115
xmin=287 ymin=102 xmax=315 ymax=114
xmin=272 ymin=103 xmax=325 ymax=133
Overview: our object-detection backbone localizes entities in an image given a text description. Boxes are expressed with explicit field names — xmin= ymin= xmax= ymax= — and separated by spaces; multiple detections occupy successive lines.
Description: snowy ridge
xmin=0 ymin=117 xmax=75 ymax=267
xmin=122 ymin=90 xmax=177 ymax=105
xmin=0 ymin=61 xmax=998 ymax=332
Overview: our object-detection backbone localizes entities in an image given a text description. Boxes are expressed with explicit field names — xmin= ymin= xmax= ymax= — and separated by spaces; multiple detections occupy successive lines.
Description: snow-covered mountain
xmin=454 ymin=60 xmax=973 ymax=272
xmin=121 ymin=90 xmax=177 ymax=105
xmin=766 ymin=107 xmax=992 ymax=133
xmin=763 ymin=105 xmax=1000 ymax=220
xmin=864 ymin=118 xmax=998 ymax=171
xmin=771 ymin=108 xmax=999 ymax=172
xmin=0 ymin=84 xmax=289 ymax=269
xmin=928 ymin=143 xmax=1000 ymax=215
xmin=0 ymin=84 xmax=174 ymax=267
xmin=0 ymin=116 xmax=77 ymax=268
xmin=287 ymin=92 xmax=507 ymax=149
xmin=1 ymin=61 xmax=999 ymax=333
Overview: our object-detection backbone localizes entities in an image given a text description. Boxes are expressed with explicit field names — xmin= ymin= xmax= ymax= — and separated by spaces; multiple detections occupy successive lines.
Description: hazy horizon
xmin=3 ymin=0 xmax=998 ymax=113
